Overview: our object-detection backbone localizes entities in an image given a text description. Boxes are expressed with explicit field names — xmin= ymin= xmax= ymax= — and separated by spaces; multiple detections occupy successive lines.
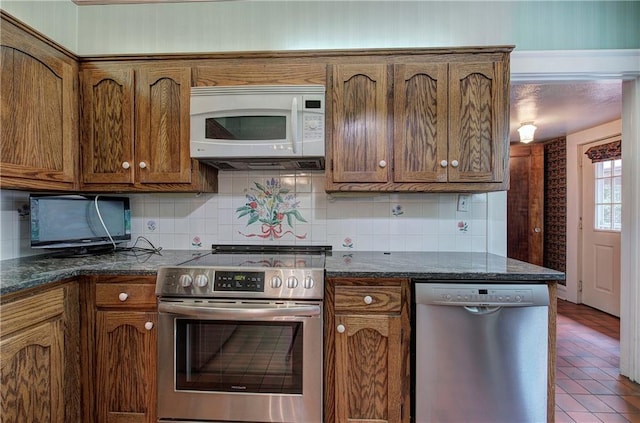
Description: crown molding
xmin=511 ymin=49 xmax=640 ymax=82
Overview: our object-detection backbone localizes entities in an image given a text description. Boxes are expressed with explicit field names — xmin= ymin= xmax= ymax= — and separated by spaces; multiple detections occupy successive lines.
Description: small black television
xmin=30 ymin=194 xmax=131 ymax=255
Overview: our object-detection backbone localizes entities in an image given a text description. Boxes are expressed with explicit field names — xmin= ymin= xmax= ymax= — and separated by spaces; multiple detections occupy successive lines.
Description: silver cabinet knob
xmin=451 ymin=160 xmax=459 ymax=168
xmin=363 ymin=295 xmax=373 ymax=305
xmin=337 ymin=324 xmax=346 ymax=333
xmin=144 ymin=321 xmax=154 ymax=330
xmin=379 ymin=160 xmax=387 ymax=168
xmin=139 ymin=161 xmax=147 ymax=169
xmin=440 ymin=160 xmax=448 ymax=168
xmin=534 ymin=227 xmax=542 ymax=233
xmin=122 ymin=161 xmax=131 ymax=169
xmin=118 ymin=292 xmax=128 ymax=302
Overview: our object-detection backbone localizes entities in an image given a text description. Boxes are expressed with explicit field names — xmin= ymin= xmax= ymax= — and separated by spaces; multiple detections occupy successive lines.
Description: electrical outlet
xmin=457 ymin=194 xmax=471 ymax=212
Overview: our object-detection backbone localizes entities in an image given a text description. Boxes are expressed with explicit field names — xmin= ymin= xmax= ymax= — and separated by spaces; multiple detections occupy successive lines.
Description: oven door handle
xmin=158 ymin=302 xmax=321 ymax=319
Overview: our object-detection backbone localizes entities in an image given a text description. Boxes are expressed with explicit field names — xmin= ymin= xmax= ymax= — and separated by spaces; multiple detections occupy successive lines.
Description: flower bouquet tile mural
xmin=236 ymin=178 xmax=307 ymax=240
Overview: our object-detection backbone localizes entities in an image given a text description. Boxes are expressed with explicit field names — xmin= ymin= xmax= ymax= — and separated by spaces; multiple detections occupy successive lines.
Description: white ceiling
xmin=509 ymin=80 xmax=622 ymax=143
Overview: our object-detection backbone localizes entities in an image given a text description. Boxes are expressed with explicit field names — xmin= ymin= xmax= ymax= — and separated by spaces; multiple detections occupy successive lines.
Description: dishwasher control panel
xmin=414 ymin=283 xmax=549 ymax=307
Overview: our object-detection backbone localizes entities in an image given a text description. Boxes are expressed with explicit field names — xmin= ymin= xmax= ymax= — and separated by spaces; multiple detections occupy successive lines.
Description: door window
xmin=594 ymin=159 xmax=622 ymax=231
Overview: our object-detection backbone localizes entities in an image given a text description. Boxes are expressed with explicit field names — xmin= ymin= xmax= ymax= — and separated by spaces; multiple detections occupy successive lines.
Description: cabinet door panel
xmin=394 ymin=63 xmax=448 ymax=183
xmin=0 ymin=21 xmax=76 ymax=190
xmin=0 ymin=320 xmax=65 ymax=423
xmin=335 ymin=314 xmax=402 ymax=423
xmin=449 ymin=62 xmax=504 ymax=183
xmin=96 ymin=311 xmax=157 ymax=423
xmin=332 ymin=64 xmax=389 ymax=183
xmin=82 ymin=68 xmax=135 ymax=184
xmin=136 ymin=67 xmax=192 ymax=184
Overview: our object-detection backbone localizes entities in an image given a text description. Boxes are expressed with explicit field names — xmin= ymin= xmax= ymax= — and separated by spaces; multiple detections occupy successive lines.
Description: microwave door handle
xmin=158 ymin=302 xmax=320 ymax=319
xmin=291 ymin=97 xmax=298 ymax=154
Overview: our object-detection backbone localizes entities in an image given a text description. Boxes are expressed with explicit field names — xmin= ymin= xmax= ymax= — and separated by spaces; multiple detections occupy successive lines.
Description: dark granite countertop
xmin=0 ymin=250 xmax=209 ymax=295
xmin=1 ymin=250 xmax=564 ymax=296
xmin=325 ymin=251 xmax=565 ymax=281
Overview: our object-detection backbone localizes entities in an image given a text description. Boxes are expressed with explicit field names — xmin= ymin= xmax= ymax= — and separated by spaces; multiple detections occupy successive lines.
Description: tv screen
xmin=30 ymin=194 xmax=131 ymax=253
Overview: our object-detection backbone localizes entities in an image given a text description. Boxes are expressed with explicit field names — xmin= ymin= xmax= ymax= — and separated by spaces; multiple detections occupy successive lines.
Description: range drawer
xmin=95 ymin=283 xmax=156 ymax=308
xmin=334 ymin=286 xmax=402 ymax=313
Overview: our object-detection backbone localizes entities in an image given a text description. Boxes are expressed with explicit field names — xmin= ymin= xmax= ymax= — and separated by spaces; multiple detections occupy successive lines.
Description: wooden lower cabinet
xmin=325 ymin=278 xmax=410 ymax=423
xmin=96 ymin=310 xmax=157 ymax=423
xmin=0 ymin=282 xmax=81 ymax=423
xmin=82 ymin=275 xmax=157 ymax=423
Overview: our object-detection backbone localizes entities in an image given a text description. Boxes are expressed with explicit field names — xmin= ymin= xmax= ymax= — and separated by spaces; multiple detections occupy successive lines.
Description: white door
xmin=580 ymin=139 xmax=622 ymax=316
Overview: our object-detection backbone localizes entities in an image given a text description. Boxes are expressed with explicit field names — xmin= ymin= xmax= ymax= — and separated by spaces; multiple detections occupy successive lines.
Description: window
xmin=594 ymin=159 xmax=622 ymax=231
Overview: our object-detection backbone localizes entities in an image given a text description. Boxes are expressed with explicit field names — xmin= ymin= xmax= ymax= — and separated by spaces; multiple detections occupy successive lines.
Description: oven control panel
xmin=215 ymin=271 xmax=265 ymax=292
xmin=156 ymin=266 xmax=324 ymax=299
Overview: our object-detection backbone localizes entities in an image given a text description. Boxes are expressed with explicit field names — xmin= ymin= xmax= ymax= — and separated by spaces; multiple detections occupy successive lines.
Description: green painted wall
xmin=1 ymin=1 xmax=638 ymax=55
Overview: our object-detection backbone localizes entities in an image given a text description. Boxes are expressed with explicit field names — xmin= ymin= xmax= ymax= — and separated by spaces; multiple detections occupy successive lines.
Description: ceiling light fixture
xmin=517 ymin=122 xmax=537 ymax=144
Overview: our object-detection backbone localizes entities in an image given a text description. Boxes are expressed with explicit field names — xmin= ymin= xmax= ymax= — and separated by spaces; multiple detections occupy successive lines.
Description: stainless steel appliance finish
xmin=156 ymin=245 xmax=328 ymax=423
xmin=413 ymin=282 xmax=549 ymax=423
xmin=190 ymin=85 xmax=325 ymax=171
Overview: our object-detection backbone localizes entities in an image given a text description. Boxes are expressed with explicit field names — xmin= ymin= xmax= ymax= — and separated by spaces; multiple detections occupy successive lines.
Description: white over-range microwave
xmin=190 ymin=85 xmax=325 ymax=170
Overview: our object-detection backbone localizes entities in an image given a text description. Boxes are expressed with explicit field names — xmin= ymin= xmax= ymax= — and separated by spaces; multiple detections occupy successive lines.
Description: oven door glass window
xmin=175 ymin=319 xmax=303 ymax=394
xmin=205 ymin=116 xmax=286 ymax=140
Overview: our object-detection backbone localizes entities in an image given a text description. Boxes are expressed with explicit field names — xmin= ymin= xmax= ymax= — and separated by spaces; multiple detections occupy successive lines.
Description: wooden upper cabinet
xmin=80 ymin=63 xmax=217 ymax=192
xmin=393 ymin=63 xmax=448 ymax=183
xmin=331 ymin=64 xmax=390 ymax=183
xmin=136 ymin=67 xmax=192 ymax=184
xmin=448 ymin=61 xmax=506 ymax=183
xmin=326 ymin=48 xmax=511 ymax=192
xmin=81 ymin=68 xmax=135 ymax=184
xmin=0 ymin=16 xmax=78 ymax=191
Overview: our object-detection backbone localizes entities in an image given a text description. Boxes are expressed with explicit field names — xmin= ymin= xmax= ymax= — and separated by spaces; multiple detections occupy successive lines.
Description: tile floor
xmin=555 ymin=299 xmax=640 ymax=422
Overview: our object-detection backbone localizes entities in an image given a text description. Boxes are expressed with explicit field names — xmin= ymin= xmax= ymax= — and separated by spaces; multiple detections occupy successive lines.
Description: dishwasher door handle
xmin=463 ymin=305 xmax=502 ymax=315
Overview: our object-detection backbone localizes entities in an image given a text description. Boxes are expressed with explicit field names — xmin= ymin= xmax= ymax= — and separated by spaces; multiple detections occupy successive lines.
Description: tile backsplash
xmin=0 ymin=171 xmax=505 ymax=260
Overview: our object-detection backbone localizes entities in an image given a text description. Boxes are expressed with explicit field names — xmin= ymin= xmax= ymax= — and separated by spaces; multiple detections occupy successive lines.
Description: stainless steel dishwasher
xmin=413 ymin=282 xmax=549 ymax=423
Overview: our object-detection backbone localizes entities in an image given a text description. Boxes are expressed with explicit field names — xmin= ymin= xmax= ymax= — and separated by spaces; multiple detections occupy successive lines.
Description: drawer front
xmin=95 ymin=283 xmax=156 ymax=308
xmin=334 ymin=286 xmax=402 ymax=313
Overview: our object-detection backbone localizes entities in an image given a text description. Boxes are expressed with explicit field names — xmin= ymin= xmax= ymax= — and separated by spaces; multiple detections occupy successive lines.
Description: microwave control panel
xmin=302 ymin=95 xmax=325 ymax=142
xmin=303 ymin=114 xmax=324 ymax=141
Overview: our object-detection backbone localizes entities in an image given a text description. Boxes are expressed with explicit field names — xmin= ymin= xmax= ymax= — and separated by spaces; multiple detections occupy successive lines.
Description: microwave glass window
xmin=175 ymin=320 xmax=303 ymax=394
xmin=205 ymin=116 xmax=286 ymax=140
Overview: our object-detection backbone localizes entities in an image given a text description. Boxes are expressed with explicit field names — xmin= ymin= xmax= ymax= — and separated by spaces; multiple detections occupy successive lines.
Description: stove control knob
xmin=270 ymin=276 xmax=283 ymax=289
xmin=286 ymin=276 xmax=299 ymax=289
xmin=194 ymin=274 xmax=209 ymax=288
xmin=179 ymin=274 xmax=193 ymax=288
xmin=303 ymin=275 xmax=315 ymax=289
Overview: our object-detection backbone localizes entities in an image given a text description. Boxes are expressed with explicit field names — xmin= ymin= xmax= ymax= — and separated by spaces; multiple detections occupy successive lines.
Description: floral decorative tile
xmin=236 ymin=178 xmax=307 ymax=240
xmin=457 ymin=220 xmax=469 ymax=232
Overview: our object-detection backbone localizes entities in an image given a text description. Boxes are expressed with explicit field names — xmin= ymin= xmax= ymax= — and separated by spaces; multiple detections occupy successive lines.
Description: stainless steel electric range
xmin=156 ymin=244 xmax=330 ymax=423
